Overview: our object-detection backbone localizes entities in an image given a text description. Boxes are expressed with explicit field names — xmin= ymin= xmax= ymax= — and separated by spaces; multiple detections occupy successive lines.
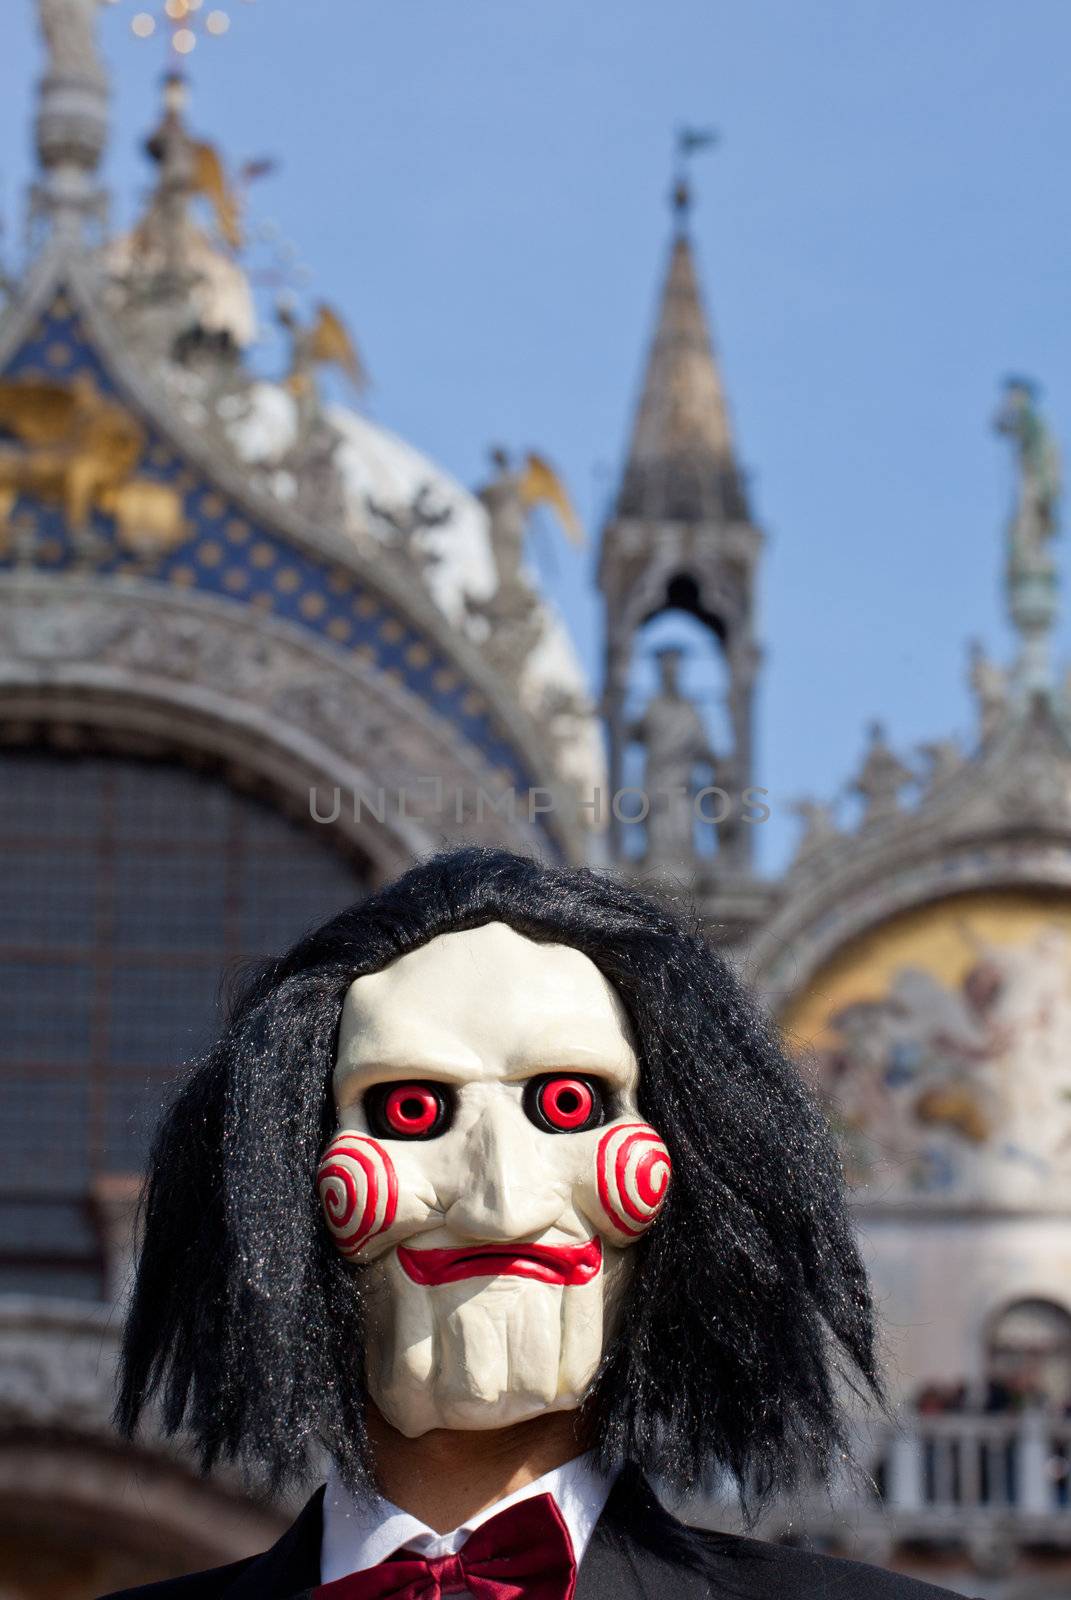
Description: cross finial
xmin=672 ymin=125 xmax=719 ymax=226
xmin=126 ymin=0 xmax=253 ymax=60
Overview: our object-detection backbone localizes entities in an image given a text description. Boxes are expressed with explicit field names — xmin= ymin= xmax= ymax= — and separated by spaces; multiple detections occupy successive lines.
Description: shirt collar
xmin=320 ymin=1451 xmax=615 ymax=1584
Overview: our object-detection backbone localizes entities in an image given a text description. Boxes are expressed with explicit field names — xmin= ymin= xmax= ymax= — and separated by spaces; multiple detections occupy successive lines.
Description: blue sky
xmin=4 ymin=0 xmax=1070 ymax=871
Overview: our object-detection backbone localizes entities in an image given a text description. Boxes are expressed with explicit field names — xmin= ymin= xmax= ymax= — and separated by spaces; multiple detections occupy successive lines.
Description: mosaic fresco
xmin=781 ymin=891 xmax=1071 ymax=1204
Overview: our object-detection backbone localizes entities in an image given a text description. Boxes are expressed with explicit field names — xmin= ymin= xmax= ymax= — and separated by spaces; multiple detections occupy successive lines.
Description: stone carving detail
xmin=39 ymin=0 xmax=106 ymax=84
xmin=787 ymin=797 xmax=841 ymax=867
xmin=967 ymin=639 xmax=1009 ymax=747
xmin=0 ymin=581 xmax=542 ymax=854
xmin=993 ymin=379 xmax=1063 ymax=698
xmin=0 ymin=1309 xmax=118 ymax=1433
xmin=464 ymin=448 xmax=580 ymax=691
xmin=995 ymin=378 xmax=1062 ymax=583
xmin=465 ymin=450 xmax=545 ymax=687
xmin=916 ymin=738 xmax=963 ymax=794
xmin=850 ymin=721 xmax=914 ymax=827
xmin=367 ymin=484 xmax=452 ymax=582
xmin=992 ymin=742 xmax=1071 ymax=828
xmin=629 ymin=646 xmax=714 ymax=867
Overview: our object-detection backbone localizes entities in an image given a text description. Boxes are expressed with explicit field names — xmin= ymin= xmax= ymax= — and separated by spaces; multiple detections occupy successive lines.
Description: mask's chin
xmin=364 ymin=1244 xmax=634 ymax=1438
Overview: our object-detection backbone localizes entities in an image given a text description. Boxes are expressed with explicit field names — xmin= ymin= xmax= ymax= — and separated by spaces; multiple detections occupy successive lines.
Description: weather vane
xmin=673 ymin=125 xmax=719 ymax=219
xmin=112 ymin=0 xmax=256 ymax=57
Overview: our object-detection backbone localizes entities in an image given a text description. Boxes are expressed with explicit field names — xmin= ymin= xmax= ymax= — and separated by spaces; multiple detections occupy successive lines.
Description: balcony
xmin=685 ymin=1409 xmax=1071 ymax=1591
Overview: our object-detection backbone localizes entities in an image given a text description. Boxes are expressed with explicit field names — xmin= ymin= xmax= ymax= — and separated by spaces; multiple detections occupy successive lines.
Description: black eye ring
xmin=523 ymin=1073 xmax=606 ymax=1135
xmin=364 ymin=1080 xmax=453 ymax=1141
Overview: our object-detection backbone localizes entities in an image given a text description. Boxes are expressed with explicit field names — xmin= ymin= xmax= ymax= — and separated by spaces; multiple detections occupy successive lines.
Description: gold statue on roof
xmin=0 ymin=375 xmax=187 ymax=555
xmin=477 ymin=447 xmax=583 ymax=595
xmin=190 ymin=139 xmax=243 ymax=252
xmin=517 ymin=453 xmax=583 ymax=545
xmin=279 ymin=300 xmax=367 ymax=398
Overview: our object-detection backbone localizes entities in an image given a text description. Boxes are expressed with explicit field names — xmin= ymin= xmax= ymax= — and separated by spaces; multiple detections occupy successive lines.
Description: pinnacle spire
xmin=614 ymin=220 xmax=748 ymax=525
xmin=30 ymin=0 xmax=111 ymax=250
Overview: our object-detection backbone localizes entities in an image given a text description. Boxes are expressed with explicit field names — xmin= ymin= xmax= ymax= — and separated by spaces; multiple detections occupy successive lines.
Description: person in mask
xmin=104 ymin=848 xmax=970 ymax=1599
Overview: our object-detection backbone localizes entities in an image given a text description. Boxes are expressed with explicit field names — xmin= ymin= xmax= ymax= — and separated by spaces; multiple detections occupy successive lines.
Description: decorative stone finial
xmin=787 ymin=797 xmax=841 ymax=866
xmin=916 ymin=738 xmax=963 ymax=793
xmin=850 ymin=721 xmax=914 ymax=827
xmin=994 ymin=376 xmax=1063 ymax=701
xmin=967 ymin=637 xmax=1009 ymax=747
xmin=30 ymin=0 xmax=110 ymax=249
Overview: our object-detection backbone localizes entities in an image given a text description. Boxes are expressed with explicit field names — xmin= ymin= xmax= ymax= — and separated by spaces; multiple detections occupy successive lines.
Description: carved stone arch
xmin=749 ymin=835 xmax=1071 ymax=1013
xmin=0 ymin=574 xmax=554 ymax=881
xmin=0 ymin=255 xmax=584 ymax=865
xmin=979 ymin=1294 xmax=1071 ymax=1402
xmin=0 ymin=1298 xmax=288 ymax=1591
xmin=0 ymin=1431 xmax=286 ymax=1590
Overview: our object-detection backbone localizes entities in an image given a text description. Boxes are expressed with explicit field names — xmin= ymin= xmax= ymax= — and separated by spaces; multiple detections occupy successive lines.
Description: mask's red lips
xmin=398 ymin=1238 xmax=602 ymax=1286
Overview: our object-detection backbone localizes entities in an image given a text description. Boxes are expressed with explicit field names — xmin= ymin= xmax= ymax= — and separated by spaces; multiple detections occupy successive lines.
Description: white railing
xmin=883 ymin=1414 xmax=1062 ymax=1510
xmin=686 ymin=1409 xmax=1071 ymax=1551
xmin=877 ymin=1409 xmax=1071 ymax=1523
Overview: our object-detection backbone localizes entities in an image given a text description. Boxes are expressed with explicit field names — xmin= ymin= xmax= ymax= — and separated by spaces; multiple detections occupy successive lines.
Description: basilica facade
xmin=1 ymin=6 xmax=1069 ymax=1597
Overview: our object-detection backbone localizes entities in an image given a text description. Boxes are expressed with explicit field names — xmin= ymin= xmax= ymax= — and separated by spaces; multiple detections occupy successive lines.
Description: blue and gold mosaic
xmin=0 ymin=288 xmax=546 ymax=809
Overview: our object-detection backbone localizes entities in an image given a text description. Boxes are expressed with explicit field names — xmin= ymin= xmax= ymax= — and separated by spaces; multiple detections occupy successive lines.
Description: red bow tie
xmin=312 ymin=1490 xmax=577 ymax=1600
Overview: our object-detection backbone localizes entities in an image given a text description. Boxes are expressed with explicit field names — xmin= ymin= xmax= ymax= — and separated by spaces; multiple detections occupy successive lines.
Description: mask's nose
xmin=443 ymin=1099 xmax=567 ymax=1242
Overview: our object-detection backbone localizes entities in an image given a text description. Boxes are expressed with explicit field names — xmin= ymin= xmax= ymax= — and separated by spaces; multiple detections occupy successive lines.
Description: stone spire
xmin=29 ymin=0 xmax=110 ymax=250
xmin=599 ymin=173 xmax=764 ymax=883
xmin=614 ymin=192 xmax=749 ymax=526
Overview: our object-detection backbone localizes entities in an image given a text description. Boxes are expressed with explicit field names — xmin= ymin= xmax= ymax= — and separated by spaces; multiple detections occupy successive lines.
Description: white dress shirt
xmin=320 ymin=1450 xmax=615 ymax=1592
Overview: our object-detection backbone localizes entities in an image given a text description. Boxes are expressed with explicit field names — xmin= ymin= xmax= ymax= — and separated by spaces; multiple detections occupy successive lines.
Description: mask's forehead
xmin=334 ymin=920 xmax=639 ymax=1089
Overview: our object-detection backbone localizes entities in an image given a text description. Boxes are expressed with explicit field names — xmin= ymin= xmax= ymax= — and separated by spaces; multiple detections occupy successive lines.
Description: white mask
xmin=317 ymin=921 xmax=671 ymax=1437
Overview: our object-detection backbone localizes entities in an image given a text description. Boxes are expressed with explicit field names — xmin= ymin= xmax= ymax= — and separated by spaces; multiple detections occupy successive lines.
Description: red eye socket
xmin=534 ymin=1075 xmax=599 ymax=1132
xmin=374 ymin=1083 xmax=447 ymax=1138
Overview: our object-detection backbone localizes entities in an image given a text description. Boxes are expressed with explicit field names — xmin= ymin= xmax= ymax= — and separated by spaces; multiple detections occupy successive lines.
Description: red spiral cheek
xmin=595 ymin=1123 xmax=672 ymax=1241
xmin=316 ymin=1132 xmax=399 ymax=1258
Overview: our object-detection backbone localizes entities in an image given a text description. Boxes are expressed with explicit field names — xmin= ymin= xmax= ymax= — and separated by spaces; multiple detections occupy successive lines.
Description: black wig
xmin=117 ymin=846 xmax=881 ymax=1504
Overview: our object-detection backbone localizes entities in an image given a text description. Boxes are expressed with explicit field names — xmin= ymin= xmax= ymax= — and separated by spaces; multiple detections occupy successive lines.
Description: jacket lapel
xmin=222 ymin=1486 xmax=325 ymax=1599
xmin=575 ymin=1470 xmax=718 ymax=1600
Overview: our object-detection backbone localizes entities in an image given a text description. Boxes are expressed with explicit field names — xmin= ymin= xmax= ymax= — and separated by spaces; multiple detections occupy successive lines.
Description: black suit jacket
xmin=98 ymin=1472 xmax=972 ymax=1600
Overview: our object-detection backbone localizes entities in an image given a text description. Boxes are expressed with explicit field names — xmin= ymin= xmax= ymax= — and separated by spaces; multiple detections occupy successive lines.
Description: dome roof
xmin=328 ymin=402 xmax=496 ymax=620
xmin=223 ymin=383 xmax=604 ymax=800
xmin=102 ymin=219 xmax=258 ymax=349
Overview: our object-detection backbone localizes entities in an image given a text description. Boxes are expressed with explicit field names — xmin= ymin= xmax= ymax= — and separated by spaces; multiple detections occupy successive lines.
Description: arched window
xmin=0 ymin=749 xmax=369 ymax=1301
xmin=986 ymin=1298 xmax=1071 ymax=1408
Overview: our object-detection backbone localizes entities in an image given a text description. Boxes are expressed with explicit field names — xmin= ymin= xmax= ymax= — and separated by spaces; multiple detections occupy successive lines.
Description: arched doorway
xmin=986 ymin=1298 xmax=1071 ymax=1408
